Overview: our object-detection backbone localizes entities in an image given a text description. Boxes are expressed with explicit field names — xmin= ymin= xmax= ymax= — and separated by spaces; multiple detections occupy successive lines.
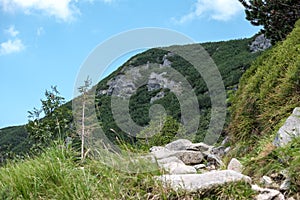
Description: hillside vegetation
xmin=1 ymin=21 xmax=300 ymax=199
xmin=228 ymin=20 xmax=300 ymax=194
xmin=95 ymin=38 xmax=260 ymax=144
xmin=0 ymin=37 xmax=260 ymax=162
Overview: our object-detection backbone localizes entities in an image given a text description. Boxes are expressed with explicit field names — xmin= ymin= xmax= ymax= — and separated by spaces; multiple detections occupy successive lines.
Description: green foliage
xmin=229 ymin=20 xmax=300 ymax=146
xmin=95 ymin=38 xmax=260 ymax=144
xmin=137 ymin=115 xmax=185 ymax=149
xmin=0 ymin=143 xmax=257 ymax=199
xmin=26 ymin=86 xmax=72 ymax=150
xmin=239 ymin=0 xmax=300 ymax=44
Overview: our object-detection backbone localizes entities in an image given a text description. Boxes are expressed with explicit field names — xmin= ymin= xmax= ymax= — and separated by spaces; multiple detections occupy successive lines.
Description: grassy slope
xmin=0 ymin=144 xmax=255 ymax=199
xmin=227 ymin=20 xmax=300 ymax=195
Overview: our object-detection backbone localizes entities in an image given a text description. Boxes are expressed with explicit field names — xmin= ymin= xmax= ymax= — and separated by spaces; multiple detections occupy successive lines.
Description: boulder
xmin=165 ymin=139 xmax=193 ymax=151
xmin=174 ymin=151 xmax=203 ymax=165
xmin=156 ymin=170 xmax=251 ymax=191
xmin=227 ymin=158 xmax=243 ymax=173
xmin=273 ymin=107 xmax=300 ymax=147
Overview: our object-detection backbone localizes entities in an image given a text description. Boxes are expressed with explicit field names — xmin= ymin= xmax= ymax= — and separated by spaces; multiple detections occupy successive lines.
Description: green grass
xmin=226 ymin=20 xmax=300 ymax=197
xmin=0 ymin=144 xmax=258 ymax=200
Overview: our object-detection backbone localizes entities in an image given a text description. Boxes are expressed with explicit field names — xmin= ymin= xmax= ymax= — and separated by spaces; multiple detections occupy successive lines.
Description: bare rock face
xmin=273 ymin=107 xmax=300 ymax=147
xmin=156 ymin=170 xmax=251 ymax=192
xmin=250 ymin=34 xmax=272 ymax=52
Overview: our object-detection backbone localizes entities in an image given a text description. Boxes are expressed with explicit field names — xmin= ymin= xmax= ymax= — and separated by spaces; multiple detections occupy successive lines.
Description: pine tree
xmin=239 ymin=0 xmax=300 ymax=44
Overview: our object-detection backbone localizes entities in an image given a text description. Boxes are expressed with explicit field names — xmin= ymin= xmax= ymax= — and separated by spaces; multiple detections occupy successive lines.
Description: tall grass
xmin=0 ymin=144 xmax=257 ymax=199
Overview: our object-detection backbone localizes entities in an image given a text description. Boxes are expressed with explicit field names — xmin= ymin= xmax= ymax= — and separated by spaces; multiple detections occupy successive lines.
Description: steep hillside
xmin=229 ymin=20 xmax=300 ymax=146
xmin=95 ymin=38 xmax=260 ymax=144
xmin=227 ymin=20 xmax=300 ymax=194
xmin=0 ymin=37 xmax=260 ymax=163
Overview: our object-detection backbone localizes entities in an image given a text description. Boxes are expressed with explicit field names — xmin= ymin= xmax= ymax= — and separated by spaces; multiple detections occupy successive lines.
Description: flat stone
xmin=252 ymin=184 xmax=285 ymax=200
xmin=157 ymin=156 xmax=184 ymax=166
xmin=156 ymin=170 xmax=251 ymax=192
xmin=165 ymin=139 xmax=193 ymax=151
xmin=151 ymin=147 xmax=175 ymax=160
xmin=162 ymin=162 xmax=197 ymax=174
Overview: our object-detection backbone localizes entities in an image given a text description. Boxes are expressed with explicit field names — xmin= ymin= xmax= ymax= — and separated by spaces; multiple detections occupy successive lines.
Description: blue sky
xmin=0 ymin=0 xmax=260 ymax=128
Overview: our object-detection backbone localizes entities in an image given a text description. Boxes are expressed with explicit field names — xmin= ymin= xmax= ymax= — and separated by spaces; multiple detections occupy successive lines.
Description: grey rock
xmin=162 ymin=162 xmax=197 ymax=174
xmin=273 ymin=107 xmax=300 ymax=147
xmin=221 ymin=136 xmax=229 ymax=146
xmin=279 ymin=178 xmax=291 ymax=191
xmin=224 ymin=146 xmax=231 ymax=154
xmin=207 ymin=154 xmax=224 ymax=167
xmin=187 ymin=142 xmax=213 ymax=152
xmin=252 ymin=184 xmax=285 ymax=200
xmin=157 ymin=156 xmax=184 ymax=166
xmin=156 ymin=170 xmax=251 ymax=191
xmin=149 ymin=146 xmax=165 ymax=152
xmin=211 ymin=146 xmax=226 ymax=157
xmin=227 ymin=158 xmax=243 ymax=173
xmin=165 ymin=139 xmax=193 ymax=151
xmin=151 ymin=147 xmax=175 ymax=159
xmin=260 ymin=176 xmax=273 ymax=187
xmin=250 ymin=34 xmax=272 ymax=52
xmin=174 ymin=151 xmax=203 ymax=165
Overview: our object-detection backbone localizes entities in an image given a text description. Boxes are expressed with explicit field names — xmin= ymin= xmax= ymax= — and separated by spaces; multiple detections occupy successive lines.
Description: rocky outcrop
xmin=156 ymin=170 xmax=251 ymax=192
xmin=250 ymin=34 xmax=272 ymax=52
xmin=150 ymin=139 xmax=225 ymax=173
xmin=273 ymin=107 xmax=300 ymax=147
xmin=149 ymin=139 xmax=287 ymax=198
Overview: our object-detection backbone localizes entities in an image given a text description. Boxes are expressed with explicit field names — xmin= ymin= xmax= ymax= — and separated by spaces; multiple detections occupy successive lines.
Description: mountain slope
xmin=227 ymin=20 xmax=300 ymax=194
xmin=94 ymin=38 xmax=260 ymax=143
xmin=0 ymin=37 xmax=260 ymax=162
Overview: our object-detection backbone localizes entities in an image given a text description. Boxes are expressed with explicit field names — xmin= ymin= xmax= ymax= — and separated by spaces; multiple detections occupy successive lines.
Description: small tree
xmin=239 ymin=0 xmax=300 ymax=44
xmin=77 ymin=77 xmax=92 ymax=160
xmin=27 ymin=86 xmax=72 ymax=150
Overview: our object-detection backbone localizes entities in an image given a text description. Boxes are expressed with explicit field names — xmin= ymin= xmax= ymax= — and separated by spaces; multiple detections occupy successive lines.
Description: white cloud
xmin=0 ymin=0 xmax=80 ymax=22
xmin=5 ymin=25 xmax=19 ymax=37
xmin=176 ymin=0 xmax=243 ymax=24
xmin=37 ymin=26 xmax=44 ymax=36
xmin=0 ymin=39 xmax=25 ymax=55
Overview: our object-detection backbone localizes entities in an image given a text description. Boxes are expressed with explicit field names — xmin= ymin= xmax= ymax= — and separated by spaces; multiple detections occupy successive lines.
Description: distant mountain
xmin=0 ymin=37 xmax=261 ymax=162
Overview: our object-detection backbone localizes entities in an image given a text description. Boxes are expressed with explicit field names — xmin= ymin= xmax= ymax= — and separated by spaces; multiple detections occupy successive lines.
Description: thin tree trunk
xmin=81 ymin=99 xmax=85 ymax=160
